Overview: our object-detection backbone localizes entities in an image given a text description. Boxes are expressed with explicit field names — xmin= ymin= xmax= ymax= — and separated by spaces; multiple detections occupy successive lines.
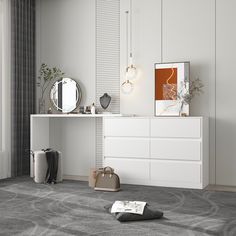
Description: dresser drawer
xmin=151 ymin=139 xmax=201 ymax=161
xmin=104 ymin=118 xmax=149 ymax=137
xmin=104 ymin=158 xmax=149 ymax=181
xmin=104 ymin=137 xmax=149 ymax=158
xmin=151 ymin=118 xmax=201 ymax=138
xmin=150 ymin=160 xmax=201 ymax=184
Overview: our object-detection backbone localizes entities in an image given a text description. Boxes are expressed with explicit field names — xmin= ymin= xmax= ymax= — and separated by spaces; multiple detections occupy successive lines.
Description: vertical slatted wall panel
xmin=95 ymin=0 xmax=120 ymax=168
xmin=95 ymin=118 xmax=103 ymax=168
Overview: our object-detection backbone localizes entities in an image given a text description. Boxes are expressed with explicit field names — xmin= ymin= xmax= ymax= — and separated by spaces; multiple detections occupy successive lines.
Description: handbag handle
xmin=103 ymin=166 xmax=114 ymax=174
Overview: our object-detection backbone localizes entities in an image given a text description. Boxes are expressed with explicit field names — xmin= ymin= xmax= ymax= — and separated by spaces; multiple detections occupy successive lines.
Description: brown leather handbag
xmin=94 ymin=166 xmax=120 ymax=192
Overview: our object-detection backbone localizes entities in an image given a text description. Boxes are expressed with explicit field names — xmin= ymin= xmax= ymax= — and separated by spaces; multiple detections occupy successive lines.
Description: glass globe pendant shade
xmin=121 ymin=80 xmax=134 ymax=94
xmin=125 ymin=64 xmax=137 ymax=80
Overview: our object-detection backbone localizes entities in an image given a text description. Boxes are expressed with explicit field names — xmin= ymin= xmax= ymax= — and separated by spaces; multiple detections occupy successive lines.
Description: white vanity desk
xmin=30 ymin=113 xmax=122 ymax=180
xmin=31 ymin=114 xmax=209 ymax=189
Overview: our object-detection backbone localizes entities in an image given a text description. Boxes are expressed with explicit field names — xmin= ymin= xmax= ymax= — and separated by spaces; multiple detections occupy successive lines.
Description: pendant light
xmin=125 ymin=0 xmax=137 ymax=80
xmin=121 ymin=79 xmax=134 ymax=94
xmin=121 ymin=0 xmax=136 ymax=94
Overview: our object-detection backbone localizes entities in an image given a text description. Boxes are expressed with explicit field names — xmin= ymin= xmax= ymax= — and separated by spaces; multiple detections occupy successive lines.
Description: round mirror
xmin=50 ymin=78 xmax=82 ymax=113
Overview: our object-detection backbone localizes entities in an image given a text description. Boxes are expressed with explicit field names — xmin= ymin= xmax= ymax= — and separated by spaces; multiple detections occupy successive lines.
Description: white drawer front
xmin=151 ymin=118 xmax=201 ymax=138
xmin=104 ymin=158 xmax=149 ymax=181
xmin=104 ymin=138 xmax=149 ymax=158
xmin=151 ymin=139 xmax=201 ymax=161
xmin=150 ymin=161 xmax=201 ymax=183
xmin=104 ymin=118 xmax=149 ymax=137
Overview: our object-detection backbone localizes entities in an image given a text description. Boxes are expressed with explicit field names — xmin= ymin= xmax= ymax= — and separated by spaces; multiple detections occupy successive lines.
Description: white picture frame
xmin=155 ymin=62 xmax=190 ymax=116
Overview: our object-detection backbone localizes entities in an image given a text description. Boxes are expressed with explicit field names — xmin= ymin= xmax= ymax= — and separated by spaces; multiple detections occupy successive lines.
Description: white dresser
xmin=103 ymin=116 xmax=209 ymax=189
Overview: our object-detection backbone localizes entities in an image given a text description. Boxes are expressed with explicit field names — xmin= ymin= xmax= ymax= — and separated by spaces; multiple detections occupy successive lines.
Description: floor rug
xmin=0 ymin=177 xmax=235 ymax=236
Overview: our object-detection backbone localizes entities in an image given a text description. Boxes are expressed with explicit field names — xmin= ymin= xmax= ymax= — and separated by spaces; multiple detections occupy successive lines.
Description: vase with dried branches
xmin=37 ymin=63 xmax=64 ymax=113
xmin=178 ymin=77 xmax=204 ymax=116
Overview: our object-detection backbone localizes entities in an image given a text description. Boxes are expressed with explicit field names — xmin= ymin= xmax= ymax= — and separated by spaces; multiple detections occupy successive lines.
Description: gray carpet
xmin=0 ymin=177 xmax=236 ymax=236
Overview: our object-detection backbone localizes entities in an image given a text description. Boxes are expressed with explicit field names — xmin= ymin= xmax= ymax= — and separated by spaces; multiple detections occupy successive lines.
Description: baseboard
xmin=206 ymin=185 xmax=236 ymax=192
xmin=120 ymin=178 xmax=203 ymax=189
xmin=63 ymin=175 xmax=88 ymax=181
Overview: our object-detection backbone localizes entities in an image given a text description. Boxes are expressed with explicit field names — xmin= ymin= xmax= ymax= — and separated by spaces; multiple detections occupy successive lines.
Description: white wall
xmin=36 ymin=0 xmax=236 ymax=186
xmin=50 ymin=118 xmax=95 ymax=177
xmin=162 ymin=0 xmax=215 ymax=117
xmin=120 ymin=0 xmax=216 ymax=184
xmin=0 ymin=0 xmax=11 ymax=179
xmin=0 ymin=1 xmax=3 ymax=178
xmin=216 ymin=0 xmax=236 ymax=186
xmin=120 ymin=0 xmax=162 ymax=116
xmin=95 ymin=0 xmax=121 ymax=168
xmin=37 ymin=0 xmax=96 ymax=109
xmin=120 ymin=0 xmax=214 ymax=117
xmin=36 ymin=0 xmax=96 ymax=177
xmin=162 ymin=0 xmax=215 ymax=184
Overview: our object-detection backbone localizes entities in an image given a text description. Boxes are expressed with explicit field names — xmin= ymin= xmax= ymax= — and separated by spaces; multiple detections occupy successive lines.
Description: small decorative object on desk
xmin=37 ymin=63 xmax=65 ymax=114
xmin=180 ymin=112 xmax=187 ymax=117
xmin=100 ymin=93 xmax=111 ymax=110
xmin=69 ymin=111 xmax=78 ymax=114
xmin=91 ymin=103 xmax=96 ymax=114
xmin=79 ymin=106 xmax=84 ymax=114
xmin=84 ymin=106 xmax=91 ymax=114
xmin=47 ymin=107 xmax=52 ymax=114
xmin=39 ymin=98 xmax=46 ymax=114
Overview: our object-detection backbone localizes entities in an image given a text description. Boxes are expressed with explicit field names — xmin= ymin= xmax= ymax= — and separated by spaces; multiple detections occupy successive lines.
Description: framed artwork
xmin=155 ymin=62 xmax=190 ymax=116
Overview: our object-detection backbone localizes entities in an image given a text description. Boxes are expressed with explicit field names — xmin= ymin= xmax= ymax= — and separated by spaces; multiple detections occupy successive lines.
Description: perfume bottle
xmin=91 ymin=103 xmax=96 ymax=115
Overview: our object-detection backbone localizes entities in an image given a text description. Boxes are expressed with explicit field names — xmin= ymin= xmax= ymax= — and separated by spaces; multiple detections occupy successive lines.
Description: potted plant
xmin=37 ymin=63 xmax=64 ymax=113
xmin=178 ymin=77 xmax=204 ymax=116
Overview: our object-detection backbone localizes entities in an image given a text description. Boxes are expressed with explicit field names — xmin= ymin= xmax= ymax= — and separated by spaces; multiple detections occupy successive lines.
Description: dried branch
xmin=178 ymin=77 xmax=204 ymax=105
xmin=37 ymin=63 xmax=65 ymax=100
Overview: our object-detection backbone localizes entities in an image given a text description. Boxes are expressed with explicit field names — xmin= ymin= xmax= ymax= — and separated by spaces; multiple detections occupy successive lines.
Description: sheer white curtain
xmin=0 ymin=0 xmax=11 ymax=179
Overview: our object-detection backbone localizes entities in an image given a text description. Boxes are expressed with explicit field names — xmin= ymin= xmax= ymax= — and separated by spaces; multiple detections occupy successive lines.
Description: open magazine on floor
xmin=111 ymin=201 xmax=147 ymax=215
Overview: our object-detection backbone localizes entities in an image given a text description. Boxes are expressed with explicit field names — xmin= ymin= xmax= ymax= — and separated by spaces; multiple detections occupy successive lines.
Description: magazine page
xmin=111 ymin=201 xmax=147 ymax=215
